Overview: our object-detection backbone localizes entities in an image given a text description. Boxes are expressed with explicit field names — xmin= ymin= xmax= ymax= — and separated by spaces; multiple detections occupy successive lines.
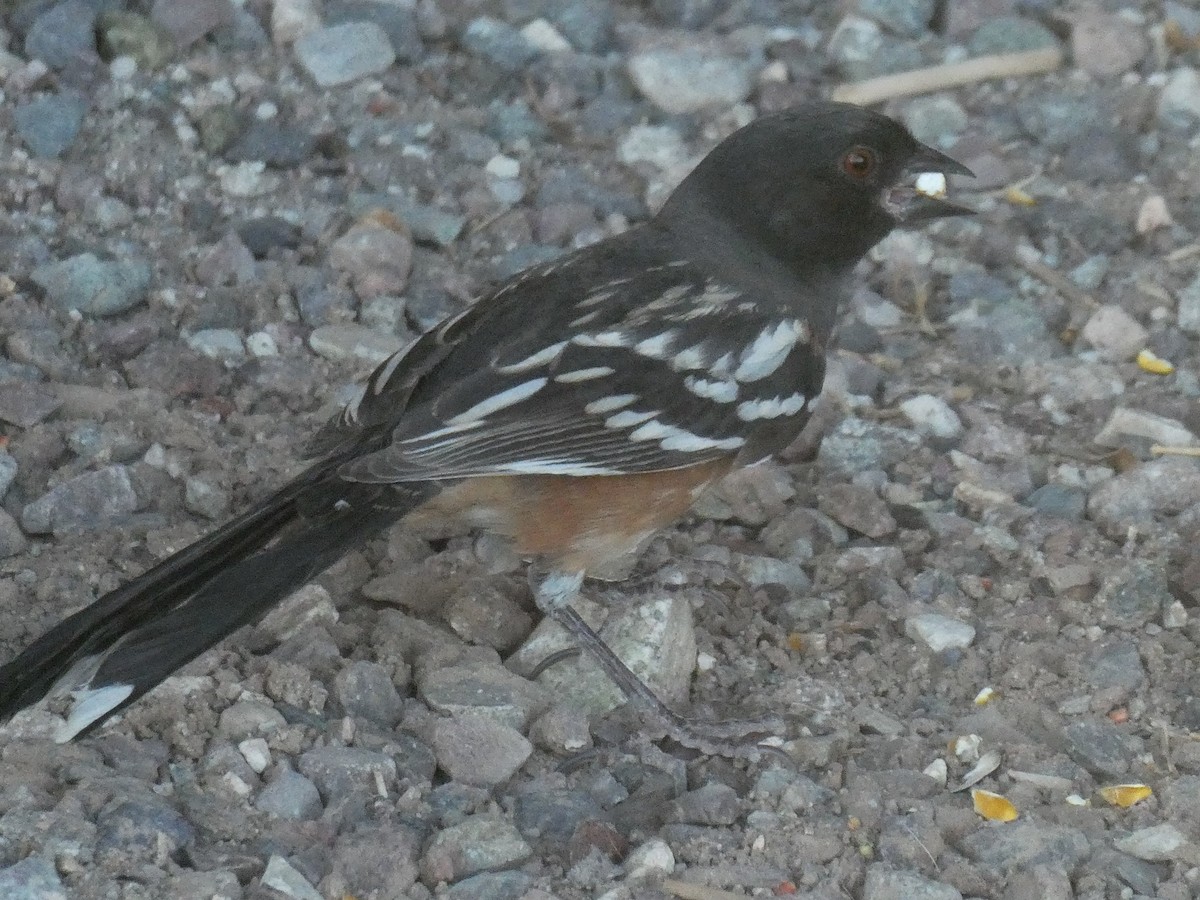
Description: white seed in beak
xmin=915 ymin=172 xmax=948 ymax=198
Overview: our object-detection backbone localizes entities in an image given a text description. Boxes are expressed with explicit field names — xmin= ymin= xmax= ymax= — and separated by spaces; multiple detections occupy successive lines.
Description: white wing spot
xmin=709 ymin=351 xmax=735 ymax=377
xmin=627 ymin=419 xmax=745 ymax=452
xmin=684 ymin=375 xmax=738 ymax=403
xmin=497 ymin=459 xmax=622 ymax=475
xmin=734 ymin=319 xmax=809 ymax=382
xmin=371 ymin=338 xmax=419 ymax=395
xmin=585 ymin=394 xmax=638 ymax=415
xmin=573 ymin=331 xmax=630 ymax=348
xmin=57 ymin=683 xmax=134 ymax=743
xmin=670 ymin=342 xmax=708 ymax=371
xmin=555 ymin=366 xmax=615 ymax=383
xmin=633 ymin=330 xmax=677 ymax=359
xmin=736 ymin=392 xmax=806 ymax=421
xmin=446 ymin=378 xmax=547 ymax=425
xmin=494 ymin=341 xmax=567 ymax=374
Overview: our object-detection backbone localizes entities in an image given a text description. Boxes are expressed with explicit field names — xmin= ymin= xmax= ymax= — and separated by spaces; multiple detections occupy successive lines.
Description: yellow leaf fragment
xmin=971 ymin=788 xmax=1019 ymax=822
xmin=1136 ymin=349 xmax=1174 ymax=375
xmin=1004 ymin=187 xmax=1036 ymax=207
xmin=973 ymin=686 xmax=997 ymax=706
xmin=1099 ymin=784 xmax=1153 ymax=808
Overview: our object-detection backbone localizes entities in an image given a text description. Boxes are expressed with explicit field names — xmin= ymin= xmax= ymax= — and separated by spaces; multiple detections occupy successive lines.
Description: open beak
xmin=884 ymin=143 xmax=975 ymax=223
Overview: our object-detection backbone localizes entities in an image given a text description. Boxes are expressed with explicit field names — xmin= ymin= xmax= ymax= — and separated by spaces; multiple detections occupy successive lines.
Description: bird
xmin=0 ymin=101 xmax=971 ymax=752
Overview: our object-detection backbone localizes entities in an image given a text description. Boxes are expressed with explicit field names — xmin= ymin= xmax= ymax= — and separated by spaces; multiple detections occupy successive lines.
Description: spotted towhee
xmin=0 ymin=102 xmax=971 ymax=752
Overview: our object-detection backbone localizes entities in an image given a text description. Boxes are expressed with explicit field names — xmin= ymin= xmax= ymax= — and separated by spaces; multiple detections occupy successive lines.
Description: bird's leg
xmin=529 ymin=569 xmax=786 ymax=760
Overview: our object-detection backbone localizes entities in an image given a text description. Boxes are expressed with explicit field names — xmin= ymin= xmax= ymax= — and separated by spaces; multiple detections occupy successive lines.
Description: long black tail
xmin=0 ymin=465 xmax=413 ymax=741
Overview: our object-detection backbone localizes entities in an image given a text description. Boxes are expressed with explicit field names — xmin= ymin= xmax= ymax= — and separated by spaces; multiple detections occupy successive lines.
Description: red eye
xmin=841 ymin=146 xmax=877 ymax=180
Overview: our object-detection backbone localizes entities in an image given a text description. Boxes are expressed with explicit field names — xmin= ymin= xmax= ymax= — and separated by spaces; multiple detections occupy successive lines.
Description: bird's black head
xmin=659 ymin=101 xmax=972 ymax=271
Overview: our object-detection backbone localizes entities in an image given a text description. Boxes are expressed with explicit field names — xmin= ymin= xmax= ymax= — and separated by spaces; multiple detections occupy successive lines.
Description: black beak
xmin=886 ymin=143 xmax=975 ymax=223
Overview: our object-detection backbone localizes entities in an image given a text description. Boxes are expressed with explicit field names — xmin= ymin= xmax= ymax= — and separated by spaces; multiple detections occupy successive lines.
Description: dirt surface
xmin=2 ymin=0 xmax=1200 ymax=898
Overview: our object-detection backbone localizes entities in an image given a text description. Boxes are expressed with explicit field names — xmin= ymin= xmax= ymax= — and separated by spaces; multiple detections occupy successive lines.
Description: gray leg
xmin=531 ymin=570 xmax=785 ymax=760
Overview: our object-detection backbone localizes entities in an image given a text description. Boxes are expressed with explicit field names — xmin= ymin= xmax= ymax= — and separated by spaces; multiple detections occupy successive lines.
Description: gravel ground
xmin=1 ymin=0 xmax=1200 ymax=898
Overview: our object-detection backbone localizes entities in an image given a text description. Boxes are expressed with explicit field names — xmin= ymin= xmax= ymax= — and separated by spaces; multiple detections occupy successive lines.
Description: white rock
xmin=899 ymin=394 xmax=962 ymax=439
xmin=1080 ymin=304 xmax=1148 ymax=361
xmin=626 ymin=43 xmax=756 ymax=114
xmin=485 ymin=154 xmax=520 ymax=179
xmin=271 ymin=0 xmax=321 ymax=46
xmin=625 ymin=838 xmax=675 ymax=879
xmin=1093 ymin=407 xmax=1197 ymax=449
xmin=520 ymin=18 xmax=571 ymax=53
xmin=905 ymin=613 xmax=975 ymax=652
xmin=239 ymin=737 xmax=272 ymax=773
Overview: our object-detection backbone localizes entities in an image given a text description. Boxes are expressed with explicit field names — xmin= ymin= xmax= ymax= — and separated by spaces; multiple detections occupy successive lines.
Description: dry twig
xmin=832 ymin=46 xmax=1064 ymax=105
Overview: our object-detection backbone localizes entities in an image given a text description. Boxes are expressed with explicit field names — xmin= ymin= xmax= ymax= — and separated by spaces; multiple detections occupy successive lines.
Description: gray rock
xmin=0 ymin=856 xmax=68 ymax=900
xmin=1016 ymin=91 xmax=1106 ymax=152
xmin=1003 ymin=867 xmax=1072 ymax=900
xmin=670 ymin=783 xmax=739 ymax=825
xmin=185 ymin=329 xmax=245 ymax=363
xmin=151 ymin=0 xmax=233 ymax=47
xmin=329 ymin=222 xmax=413 ymax=299
xmin=95 ymin=798 xmax=196 ymax=863
xmin=857 ymin=0 xmax=935 ymax=37
xmin=902 ymin=96 xmax=969 ymax=148
xmin=1064 ymin=720 xmax=1134 ymax=777
xmin=968 ymin=16 xmax=1059 ymax=54
xmin=1096 ymin=560 xmax=1171 ymax=624
xmin=1087 ymin=640 xmax=1145 ymax=691
xmin=461 ymin=17 xmax=538 ymax=72
xmin=419 ymin=661 xmax=547 ymax=730
xmin=184 ymin=474 xmax=231 ymax=519
xmin=551 ymin=0 xmax=613 ymax=52
xmin=1080 ymin=305 xmax=1147 ymax=361
xmin=297 ymin=745 xmax=397 ymax=798
xmin=262 ymin=855 xmax=323 ymax=900
xmin=448 ymin=871 xmax=534 ymax=900
xmin=294 ymin=22 xmax=396 ymax=87
xmin=334 ymin=659 xmax=404 ymax=727
xmin=1114 ymin=824 xmax=1190 ymax=862
xmin=225 ymin=120 xmax=315 ymax=168
xmin=627 ymin=41 xmax=758 ymax=114
xmin=863 ymin=866 xmax=962 ymax=900
xmin=236 ymin=216 xmax=302 ymax=256
xmin=819 ymin=483 xmax=897 ymax=538
xmin=329 ymin=829 xmax=421 ymax=897
xmin=1070 ymin=11 xmax=1146 ymax=77
xmin=218 ymin=699 xmax=287 ymax=738
xmin=25 ymin=0 xmax=99 ymax=70
xmin=22 ymin=465 xmax=138 ymax=534
xmin=0 ymin=509 xmax=26 ymax=559
xmin=432 ymin=716 xmax=532 ymax=786
xmin=1088 ymin=458 xmax=1200 ymax=531
xmin=514 ymin=789 xmax=604 ymax=843
xmin=816 ymin=418 xmax=922 ymax=476
xmin=32 ymin=253 xmax=151 ymax=317
xmin=421 ymin=815 xmax=532 ymax=883
xmin=308 ymin=324 xmax=405 ymax=365
xmin=1179 ymin=272 xmax=1200 ymax=335
xmin=255 ymin=767 xmax=323 ymax=820
xmin=511 ymin=593 xmax=694 ymax=718
xmin=0 ymin=381 xmax=61 ymax=429
xmin=1158 ymin=67 xmax=1200 ymax=130
xmin=959 ymin=822 xmax=1091 ymax=872
xmin=13 ymin=94 xmax=87 ymax=159
xmin=1026 ymin=484 xmax=1086 ymax=519
xmin=326 ymin=0 xmax=424 ymax=62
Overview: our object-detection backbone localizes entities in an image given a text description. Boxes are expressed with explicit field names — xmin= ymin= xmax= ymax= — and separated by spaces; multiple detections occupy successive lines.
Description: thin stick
xmin=832 ymin=46 xmax=1064 ymax=105
xmin=1011 ymin=252 xmax=1098 ymax=310
xmin=1151 ymin=445 xmax=1200 ymax=457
